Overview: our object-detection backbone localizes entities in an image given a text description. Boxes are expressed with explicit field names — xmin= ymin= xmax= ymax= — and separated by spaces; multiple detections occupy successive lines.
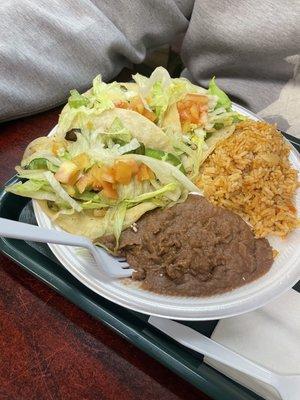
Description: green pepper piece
xmin=145 ymin=148 xmax=165 ymax=159
xmin=124 ymin=143 xmax=145 ymax=155
xmin=145 ymin=148 xmax=186 ymax=174
xmin=28 ymin=158 xmax=48 ymax=170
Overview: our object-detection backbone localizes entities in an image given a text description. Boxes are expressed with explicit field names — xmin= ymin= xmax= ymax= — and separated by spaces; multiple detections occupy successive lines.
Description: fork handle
xmin=0 ymin=217 xmax=90 ymax=248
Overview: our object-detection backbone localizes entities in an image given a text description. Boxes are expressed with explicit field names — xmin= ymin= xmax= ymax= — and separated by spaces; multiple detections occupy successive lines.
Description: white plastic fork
xmin=0 ymin=217 xmax=133 ymax=278
xmin=148 ymin=316 xmax=300 ymax=400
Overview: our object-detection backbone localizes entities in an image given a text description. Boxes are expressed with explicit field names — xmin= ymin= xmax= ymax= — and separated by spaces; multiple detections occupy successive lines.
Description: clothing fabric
xmin=0 ymin=0 xmax=299 ymax=136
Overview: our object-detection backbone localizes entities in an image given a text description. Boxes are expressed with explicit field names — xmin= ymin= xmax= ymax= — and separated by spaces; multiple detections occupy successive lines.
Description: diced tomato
xmin=185 ymin=94 xmax=208 ymax=105
xmin=89 ymin=165 xmax=102 ymax=183
xmin=100 ymin=166 xmax=115 ymax=183
xmin=142 ymin=108 xmax=157 ymax=122
xmin=130 ymin=97 xmax=144 ymax=114
xmin=76 ymin=174 xmax=93 ymax=194
xmin=72 ymin=153 xmax=90 ymax=170
xmin=122 ymin=158 xmax=139 ymax=174
xmin=115 ymin=101 xmax=129 ymax=109
xmin=177 ymin=93 xmax=209 ymax=132
xmin=179 ymin=109 xmax=190 ymax=121
xmin=137 ymin=163 xmax=155 ymax=181
xmin=190 ymin=104 xmax=200 ymax=122
xmin=115 ymin=96 xmax=157 ymax=122
xmin=114 ymin=160 xmax=133 ymax=184
xmin=87 ymin=165 xmax=106 ymax=191
xmin=76 ymin=158 xmax=141 ymax=197
xmin=55 ymin=161 xmax=80 ymax=185
xmin=101 ymin=181 xmax=118 ymax=199
xmin=52 ymin=141 xmax=66 ymax=156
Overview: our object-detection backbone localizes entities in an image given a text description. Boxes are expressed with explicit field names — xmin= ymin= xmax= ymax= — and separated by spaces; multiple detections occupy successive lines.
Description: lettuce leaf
xmin=208 ymin=77 xmax=231 ymax=110
xmin=189 ymin=129 xmax=206 ymax=180
xmin=118 ymin=138 xmax=141 ymax=154
xmin=57 ymin=75 xmax=127 ymax=137
xmin=125 ymin=154 xmax=201 ymax=196
xmin=68 ymin=90 xmax=89 ymax=109
xmin=125 ymin=182 xmax=178 ymax=204
xmin=133 ymin=67 xmax=172 ymax=124
xmin=104 ymin=117 xmax=132 ymax=143
xmin=169 ymin=77 xmax=207 ymax=105
xmin=5 ymin=180 xmax=57 ymax=201
xmin=43 ymin=171 xmax=82 ymax=212
xmin=112 ymin=202 xmax=127 ymax=248
xmin=21 ymin=151 xmax=62 ymax=169
xmin=27 ymin=158 xmax=59 ymax=172
xmin=207 ymin=110 xmax=246 ymax=130
xmin=16 ymin=166 xmax=48 ymax=180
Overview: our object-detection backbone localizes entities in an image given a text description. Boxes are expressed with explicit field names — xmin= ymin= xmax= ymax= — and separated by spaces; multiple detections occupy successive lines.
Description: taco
xmin=127 ymin=68 xmax=246 ymax=179
xmin=7 ymin=132 xmax=199 ymax=249
xmin=54 ymin=68 xmax=244 ymax=182
xmin=5 ymin=67 xmax=243 ymax=247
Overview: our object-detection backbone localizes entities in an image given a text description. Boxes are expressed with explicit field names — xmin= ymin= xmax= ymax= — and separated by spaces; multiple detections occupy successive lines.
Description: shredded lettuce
xmin=206 ymin=110 xmax=245 ymax=131
xmin=68 ymin=90 xmax=89 ymax=109
xmin=5 ymin=180 xmax=57 ymax=201
xmin=57 ymin=75 xmax=127 ymax=137
xmin=125 ymin=154 xmax=201 ymax=196
xmin=7 ymin=68 xmax=242 ymax=248
xmin=16 ymin=166 xmax=48 ymax=181
xmin=21 ymin=151 xmax=62 ymax=169
xmin=91 ymin=75 xmax=118 ymax=112
xmin=132 ymin=68 xmax=214 ymax=124
xmin=117 ymin=177 xmax=152 ymax=201
xmin=27 ymin=158 xmax=59 ymax=172
xmin=169 ymin=77 xmax=207 ymax=105
xmin=44 ymin=171 xmax=82 ymax=212
xmin=133 ymin=67 xmax=172 ymax=124
xmin=125 ymin=182 xmax=178 ymax=204
xmin=80 ymin=202 xmax=110 ymax=209
xmin=104 ymin=117 xmax=132 ymax=143
xmin=189 ymin=129 xmax=206 ymax=180
xmin=118 ymin=138 xmax=141 ymax=154
xmin=144 ymin=147 xmax=185 ymax=173
xmin=112 ymin=202 xmax=127 ymax=248
xmin=66 ymin=129 xmax=116 ymax=164
xmin=148 ymin=80 xmax=169 ymax=123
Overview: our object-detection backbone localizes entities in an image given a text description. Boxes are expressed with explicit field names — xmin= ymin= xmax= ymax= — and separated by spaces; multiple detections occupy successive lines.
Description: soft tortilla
xmin=56 ymin=106 xmax=173 ymax=153
xmin=201 ymin=125 xmax=235 ymax=163
xmin=161 ymin=103 xmax=181 ymax=133
xmin=90 ymin=108 xmax=173 ymax=152
xmin=38 ymin=200 xmax=158 ymax=241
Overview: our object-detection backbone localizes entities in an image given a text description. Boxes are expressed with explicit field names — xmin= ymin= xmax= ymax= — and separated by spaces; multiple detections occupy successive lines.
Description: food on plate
xmin=197 ymin=121 xmax=299 ymax=237
xmin=5 ymin=67 xmax=299 ymax=298
xmin=6 ymin=131 xmax=199 ymax=245
xmin=6 ymin=67 xmax=244 ymax=247
xmin=55 ymin=67 xmax=244 ymax=181
xmin=101 ymin=195 xmax=274 ymax=296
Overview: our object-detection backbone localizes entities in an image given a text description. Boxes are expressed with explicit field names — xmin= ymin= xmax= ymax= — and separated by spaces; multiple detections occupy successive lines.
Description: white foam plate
xmin=33 ymin=105 xmax=300 ymax=320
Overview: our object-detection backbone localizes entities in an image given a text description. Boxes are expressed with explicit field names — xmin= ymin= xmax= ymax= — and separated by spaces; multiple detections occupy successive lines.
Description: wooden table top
xmin=0 ymin=109 xmax=211 ymax=400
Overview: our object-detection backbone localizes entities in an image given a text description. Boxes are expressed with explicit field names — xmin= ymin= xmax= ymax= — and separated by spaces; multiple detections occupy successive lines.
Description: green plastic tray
xmin=1 ymin=158 xmax=299 ymax=400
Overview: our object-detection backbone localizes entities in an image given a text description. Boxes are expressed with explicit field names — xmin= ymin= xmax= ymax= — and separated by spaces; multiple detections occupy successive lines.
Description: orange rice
xmin=197 ymin=121 xmax=299 ymax=237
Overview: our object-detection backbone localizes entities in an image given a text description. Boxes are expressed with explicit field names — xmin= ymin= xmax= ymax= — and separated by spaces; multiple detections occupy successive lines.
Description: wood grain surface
xmin=0 ymin=108 xmax=211 ymax=400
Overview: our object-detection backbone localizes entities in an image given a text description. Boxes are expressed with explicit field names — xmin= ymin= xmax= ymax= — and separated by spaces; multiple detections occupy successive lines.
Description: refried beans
xmin=101 ymin=195 xmax=274 ymax=296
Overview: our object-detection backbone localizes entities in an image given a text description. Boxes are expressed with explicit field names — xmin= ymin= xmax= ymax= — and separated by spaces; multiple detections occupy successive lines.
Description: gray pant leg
xmin=0 ymin=0 xmax=191 ymax=121
xmin=181 ymin=0 xmax=300 ymax=135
